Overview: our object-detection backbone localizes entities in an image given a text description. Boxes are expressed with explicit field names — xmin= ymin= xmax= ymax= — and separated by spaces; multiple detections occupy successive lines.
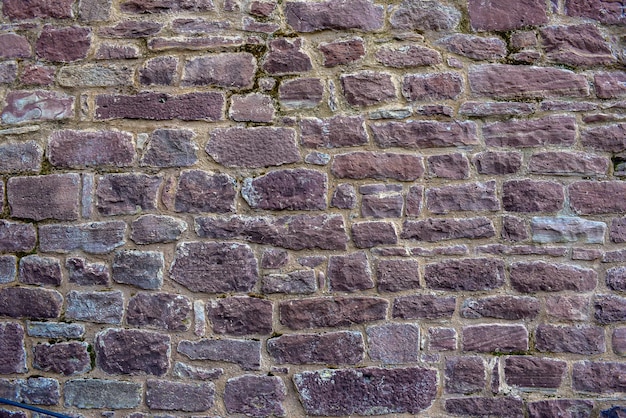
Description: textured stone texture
xmin=268 ymin=331 xmax=364 ymax=365
xmin=174 ymin=170 xmax=236 ymax=213
xmin=279 ymin=297 xmax=388 ymax=330
xmin=33 ymin=342 xmax=91 ymax=376
xmin=243 ymin=169 xmax=327 ymax=210
xmin=96 ymin=329 xmax=170 ymax=376
xmin=8 ymin=174 xmax=80 ymax=221
xmin=463 ymin=324 xmax=529 ymax=352
xmin=178 ymin=338 xmax=261 ymax=370
xmin=146 ymin=380 xmax=214 ymax=412
xmin=208 ymin=296 xmax=272 ymax=336
xmin=285 ymin=0 xmax=384 ymax=32
xmin=225 ymin=375 xmax=286 ymax=417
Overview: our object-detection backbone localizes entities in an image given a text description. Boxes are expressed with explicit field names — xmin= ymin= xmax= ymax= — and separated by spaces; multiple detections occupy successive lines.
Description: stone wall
xmin=0 ymin=0 xmax=625 ymax=416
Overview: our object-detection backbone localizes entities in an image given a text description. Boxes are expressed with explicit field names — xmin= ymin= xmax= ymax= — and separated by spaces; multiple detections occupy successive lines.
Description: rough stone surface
xmin=146 ymin=380 xmax=214 ymax=412
xmin=510 ymin=261 xmax=597 ymax=293
xmin=279 ymin=78 xmax=324 ymax=109
xmin=531 ymin=216 xmax=606 ymax=244
xmin=392 ymin=295 xmax=456 ymax=319
xmin=64 ymin=379 xmax=142 ymax=409
xmin=332 ymin=152 xmax=423 ymax=181
xmin=243 ymin=169 xmax=327 ymax=211
xmin=294 ymin=367 xmax=437 ymax=415
xmin=39 ymin=221 xmax=126 ymax=254
xmin=96 ymin=329 xmax=170 ymax=376
xmin=367 ymin=323 xmax=420 ymax=364
xmin=268 ymin=331 xmax=364 ymax=365
xmin=127 ymin=292 xmax=192 ymax=331
xmin=141 ymin=129 xmax=197 ymax=168
xmin=33 ymin=342 xmax=91 ymax=376
xmin=225 ymin=375 xmax=286 ymax=417
xmin=572 ymin=361 xmax=626 ymax=393
xmin=376 ymin=45 xmax=441 ymax=67
xmin=65 ymin=290 xmax=124 ymax=324
xmin=504 ymin=356 xmax=567 ymax=388
xmin=327 ymin=252 xmax=373 ymax=291
xmin=424 ymin=258 xmax=504 ymax=291
xmin=130 ymin=215 xmax=187 ymax=244
xmin=178 ymin=338 xmax=261 ymax=370
xmin=301 ymin=116 xmax=367 ymax=148
xmin=440 ymin=34 xmax=506 ymax=60
xmin=36 ymin=26 xmax=91 ymax=62
xmin=461 ymin=296 xmax=540 ymax=320
xmin=0 ymin=141 xmax=42 ymax=174
xmin=402 ymin=72 xmax=463 ymax=101
xmin=0 ymin=323 xmax=26 ymax=374
xmin=528 ymin=400 xmax=594 ymax=418
xmin=536 ymin=324 xmax=605 ymax=355
xmin=319 ymin=38 xmax=365 ymax=67
xmin=376 ymin=259 xmax=420 ymax=292
xmin=96 ymin=173 xmax=161 ymax=216
xmin=285 ymin=0 xmax=384 ymax=32
xmin=503 ymin=179 xmax=564 ymax=213
xmin=371 ymin=120 xmax=478 ymax=148
xmin=445 ymin=357 xmax=485 ymax=394
xmin=174 ymin=170 xmax=236 ymax=213
xmin=279 ymin=297 xmax=388 ymax=330
xmin=112 ymin=250 xmax=164 ymax=290
xmin=8 ymin=174 xmax=80 ymax=221
xmin=402 ymin=217 xmax=496 ymax=242
xmin=208 ymin=296 xmax=272 ymax=336
xmin=49 ymin=130 xmax=135 ymax=168
xmin=426 ymin=181 xmax=499 ymax=214
xmin=484 ymin=116 xmax=576 ymax=148
xmin=541 ymin=24 xmax=614 ymax=66
xmin=462 ymin=324 xmax=529 ymax=353
xmin=341 ymin=72 xmax=396 ymax=106
xmin=170 ymin=241 xmax=259 ymax=293
xmin=0 ymin=288 xmax=63 ymax=319
xmin=570 ymin=181 xmax=626 ymax=215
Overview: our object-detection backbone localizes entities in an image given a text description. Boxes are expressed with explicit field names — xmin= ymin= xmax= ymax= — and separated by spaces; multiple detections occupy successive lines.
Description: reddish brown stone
xmin=0 ymin=34 xmax=31 ymax=59
xmin=503 ymin=179 xmax=564 ymax=213
xmin=463 ymin=324 xmax=529 ymax=353
xmin=170 ymin=241 xmax=258 ymax=293
xmin=542 ymin=24 xmax=614 ymax=66
xmin=39 ymin=221 xmax=126 ymax=254
xmin=572 ymin=361 xmax=626 ymax=393
xmin=319 ymin=38 xmax=365 ymax=67
xmin=146 ymin=380 xmax=214 ymax=412
xmin=195 ymin=214 xmax=348 ymax=250
xmin=96 ymin=328 xmax=170 ymax=376
xmin=327 ymin=252 xmax=373 ymax=291
xmin=3 ymin=0 xmax=73 ymax=19
xmin=376 ymin=259 xmax=420 ymax=292
xmin=1 ymin=90 xmax=74 ymax=125
xmin=391 ymin=0 xmax=460 ymax=31
xmin=402 ymin=218 xmax=496 ymax=242
xmin=529 ymin=151 xmax=609 ymax=175
xmin=95 ymin=92 xmax=224 ymax=121
xmin=8 ymin=174 xmax=79 ymax=221
xmin=595 ymin=72 xmax=626 ymax=99
xmin=49 ymin=130 xmax=135 ymax=168
xmin=174 ymin=170 xmax=236 ymax=214
xmin=536 ymin=324 xmax=605 ymax=355
xmin=352 ymin=222 xmax=397 ymax=248
xmin=294 ymin=367 xmax=436 ymax=415
xmin=181 ymin=53 xmax=255 ymax=88
xmin=79 ymin=0 xmax=112 ymax=21
xmin=371 ymin=120 xmax=478 ymax=148
xmin=426 ymin=181 xmax=499 ymax=214
xmin=461 ymin=296 xmax=540 ymax=320
xmin=406 ymin=185 xmax=423 ymax=217
xmin=473 ymin=152 xmax=522 ymax=175
xmin=66 ymin=257 xmax=110 ymax=286
xmin=33 ymin=342 xmax=91 ymax=376
xmin=94 ymin=44 xmax=139 ymax=60
xmin=0 ymin=322 xmax=26 ymax=374
xmin=279 ymin=78 xmax=324 ymax=109
xmin=279 ymin=297 xmax=387 ymax=330
xmin=361 ymin=194 xmax=403 ymax=219
xmin=528 ymin=400 xmax=594 ymax=418
xmin=139 ymin=56 xmax=177 ymax=86
xmin=268 ymin=331 xmax=364 ymax=365
xmin=224 ymin=375 xmax=286 ymax=417
xmin=565 ymin=0 xmax=625 ymax=25
xmin=484 ymin=116 xmax=576 ymax=147
xmin=460 ymin=101 xmax=536 ymax=116
xmin=331 ymin=184 xmax=357 ymax=209
xmin=428 ymin=327 xmax=457 ymax=351
xmin=127 ymin=292 xmax=191 ymax=331
xmin=468 ymin=0 xmax=547 ymax=31
xmin=262 ymin=38 xmax=311 ymax=75
xmin=595 ymin=295 xmax=626 ymax=324
xmin=341 ymin=72 xmax=396 ymax=106
xmin=446 ymin=397 xmax=524 ymax=418
xmin=392 ymin=295 xmax=456 ymax=319
xmin=285 ymin=0 xmax=384 ymax=32
xmin=300 ymin=116 xmax=367 ymax=148
xmin=581 ymin=124 xmax=626 ymax=152
xmin=427 ymin=153 xmax=469 ymax=179
xmin=0 ymin=288 xmax=62 ymax=319
xmin=332 ymin=152 xmax=423 ymax=181
xmin=440 ymin=34 xmax=506 ymax=60
xmin=208 ymin=296 xmax=272 ymax=336
xmin=445 ymin=357 xmax=485 ymax=394
xmin=367 ymin=323 xmax=419 ymax=364
xmin=570 ymin=181 xmax=626 ymax=214
xmin=511 ymin=262 xmax=597 ymax=293
xmin=207 ymin=127 xmax=299 ymax=168
xmin=229 ymin=93 xmax=274 ymax=123
xmin=99 ymin=21 xmax=162 ymax=38
xmin=96 ymin=173 xmax=161 ymax=216
xmin=375 ymin=45 xmax=441 ymax=67
xmin=504 ymin=356 xmax=566 ymax=388
xmin=20 ymin=64 xmax=55 ymax=85
xmin=36 ymin=26 xmax=91 ymax=62
xmin=402 ymin=72 xmax=463 ymax=101
xmin=19 ymin=255 xmax=62 ymax=287
xmin=469 ymin=64 xmax=589 ymax=99
xmin=262 ymin=270 xmax=317 ymax=294
xmin=242 ymin=169 xmax=327 ymax=211
xmin=178 ymin=338 xmax=261 ymax=370
xmin=141 ymin=129 xmax=197 ymax=168
xmin=424 ymin=258 xmax=504 ymax=291
xmin=546 ymin=295 xmax=589 ymax=321
xmin=121 ymin=0 xmax=214 ymax=13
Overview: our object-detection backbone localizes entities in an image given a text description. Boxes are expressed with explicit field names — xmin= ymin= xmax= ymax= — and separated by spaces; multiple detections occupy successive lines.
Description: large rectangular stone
xmin=39 ymin=221 xmax=126 ymax=254
xmin=371 ymin=120 xmax=478 ymax=148
xmin=8 ymin=174 xmax=80 ymax=221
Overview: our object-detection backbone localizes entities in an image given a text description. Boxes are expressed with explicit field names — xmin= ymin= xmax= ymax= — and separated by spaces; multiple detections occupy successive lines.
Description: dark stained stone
xmin=0 ymin=322 xmax=26 ymax=374
xmin=0 ymin=288 xmax=62 ymax=319
xmin=174 ymin=170 xmax=236 ymax=213
xmin=595 ymin=295 xmax=626 ymax=324
xmin=424 ymin=258 xmax=505 ymax=291
xmin=0 ymin=221 xmax=37 ymax=253
xmin=141 ymin=129 xmax=197 ymax=167
xmin=242 ymin=169 xmax=327 ymax=210
xmin=331 ymin=184 xmax=357 ymax=209
xmin=208 ymin=296 xmax=272 ymax=336
xmin=170 ymin=241 xmax=258 ymax=293
xmin=146 ymin=379 xmax=214 ymax=412
xmin=294 ymin=367 xmax=437 ymax=415
xmin=300 ymin=115 xmax=367 ymax=148
xmin=402 ymin=217 xmax=495 ymax=242
xmin=95 ymin=328 xmax=170 ymax=376
xmin=503 ymin=179 xmax=564 ymax=213
xmin=139 ymin=56 xmax=177 ymax=86
xmin=268 ymin=331 xmax=364 ymax=365
xmin=207 ymin=127 xmax=300 ymax=168
xmin=33 ymin=342 xmax=91 ymax=376
xmin=391 ymin=0 xmax=460 ymax=31
xmin=178 ymin=338 xmax=261 ymax=370
xmin=285 ymin=0 xmax=384 ymax=32
xmin=352 ymin=221 xmax=398 ymax=248
xmin=319 ymin=38 xmax=365 ymax=67
xmin=18 ymin=255 xmax=62 ymax=286
xmin=195 ymin=214 xmax=348 ymax=250
xmin=3 ymin=0 xmax=73 ymax=19
xmin=36 ymin=26 xmax=91 ymax=62
xmin=279 ymin=297 xmax=388 ymax=330
xmin=376 ymin=259 xmax=420 ymax=292
xmin=461 ymin=296 xmax=540 ymax=320
xmin=510 ymin=261 xmax=597 ymax=293
xmin=402 ymin=72 xmax=463 ymax=101
xmin=462 ymin=324 xmax=529 ymax=353
xmin=96 ymin=173 xmax=161 ymax=216
xmin=224 ymin=375 xmax=286 ymax=417
xmin=127 ymin=292 xmax=192 ymax=331
xmin=327 ymin=252 xmax=373 ymax=292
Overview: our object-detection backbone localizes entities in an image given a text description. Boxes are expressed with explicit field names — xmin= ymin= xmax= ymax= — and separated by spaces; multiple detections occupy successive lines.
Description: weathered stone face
xmin=95 ymin=329 xmax=170 ymax=376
